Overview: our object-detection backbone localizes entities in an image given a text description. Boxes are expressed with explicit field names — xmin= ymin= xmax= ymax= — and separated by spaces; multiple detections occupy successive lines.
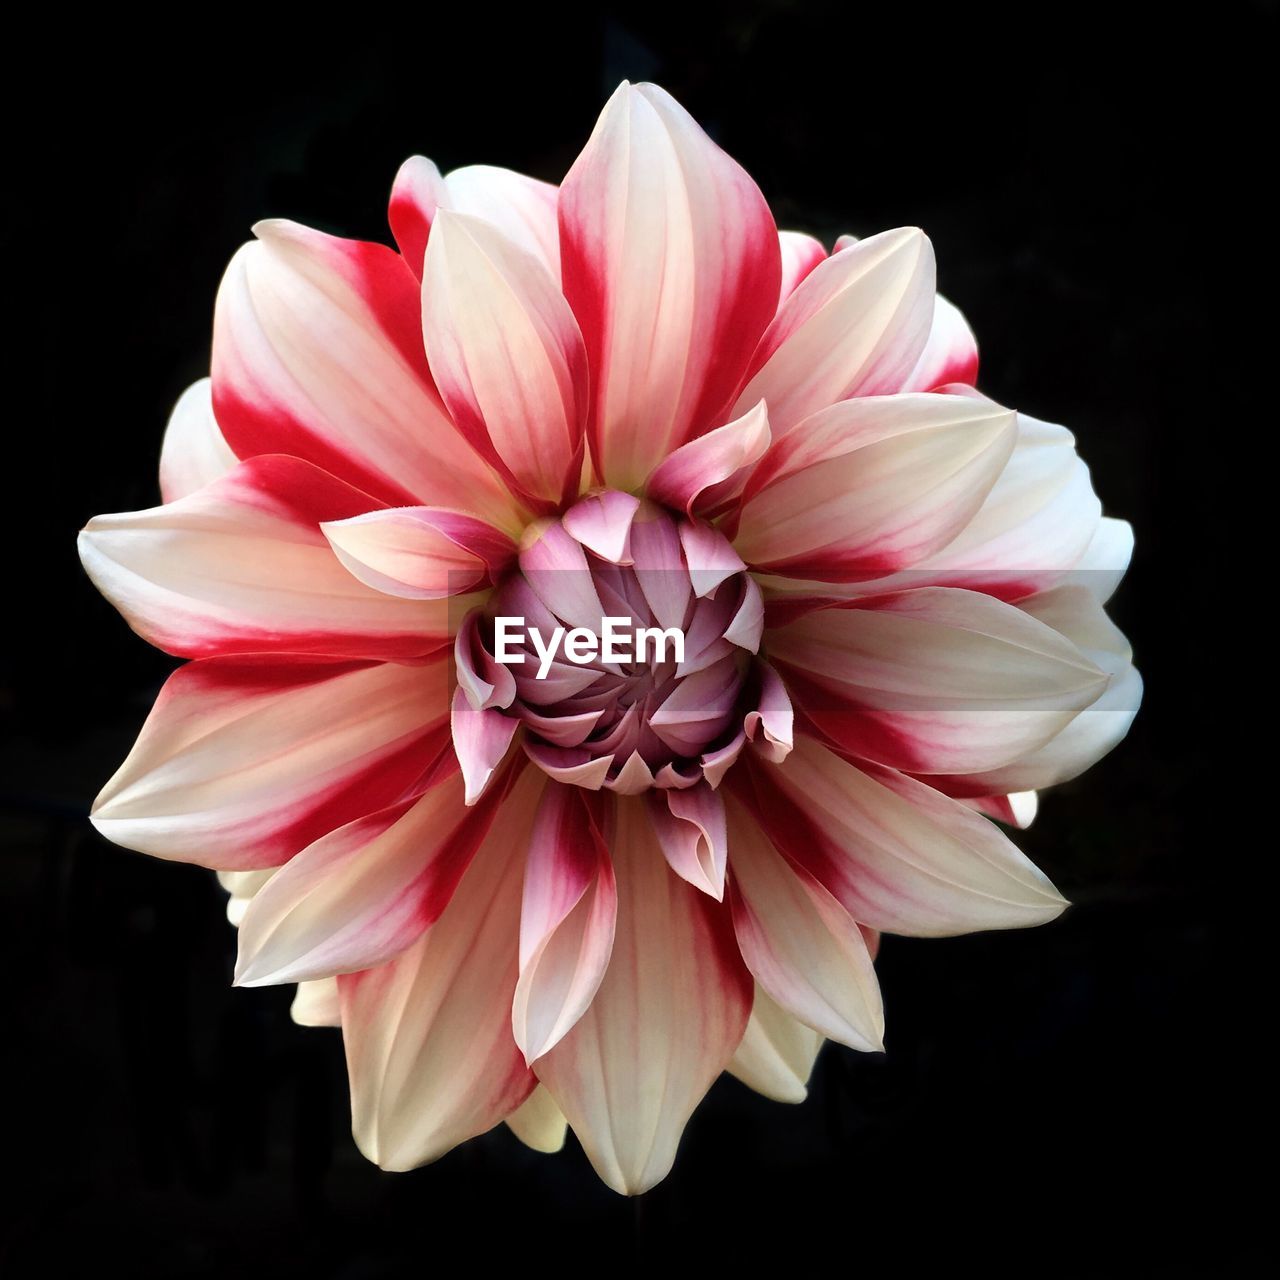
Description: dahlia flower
xmin=79 ymin=82 xmax=1140 ymax=1193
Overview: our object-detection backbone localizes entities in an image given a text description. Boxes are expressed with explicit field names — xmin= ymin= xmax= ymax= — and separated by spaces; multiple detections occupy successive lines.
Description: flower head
xmin=80 ymin=82 xmax=1140 ymax=1193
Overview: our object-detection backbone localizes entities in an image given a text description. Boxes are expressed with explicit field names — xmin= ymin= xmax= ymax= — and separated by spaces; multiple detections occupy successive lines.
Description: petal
xmin=562 ymin=490 xmax=641 ymax=564
xmin=79 ymin=456 xmax=448 ymax=660
xmin=387 ymin=155 xmax=448 ymax=279
xmin=445 ymin=164 xmax=561 ymax=278
xmin=422 ymin=211 xmax=588 ymax=508
xmin=645 ymin=399 xmax=772 ymax=518
xmin=535 ymin=798 xmax=752 ymax=1195
xmin=730 ymin=228 xmax=935 ymax=438
xmin=291 ymin=978 xmax=342 ymax=1028
xmin=768 ymin=587 xmax=1109 ymax=774
xmin=451 ymin=687 xmax=520 ymax=805
xmin=964 ymin=792 xmax=1039 ymax=829
xmin=726 ymin=797 xmax=884 ymax=1051
xmin=560 ymin=82 xmax=780 ymax=487
xmin=512 ymin=784 xmax=616 ymax=1062
xmin=777 ymin=230 xmax=827 ymax=304
xmin=744 ymin=658 xmax=793 ymax=762
xmin=943 ymin=584 xmax=1141 ymax=794
xmin=733 ymin=393 xmax=1017 ymax=580
xmin=734 ymin=736 xmax=1067 ymax=936
xmin=234 ymin=762 xmax=510 ymax=986
xmin=322 ymin=506 xmax=515 ymax=600
xmin=212 ymin=219 xmax=513 ymax=523
xmin=647 ymin=782 xmax=728 ymax=899
xmin=678 ymin=521 xmax=747 ymax=599
xmin=900 ymin=294 xmax=979 ymax=391
xmin=504 ymin=1085 xmax=568 ymax=1153
xmin=728 ymin=985 xmax=824 ymax=1103
xmin=1071 ymin=517 xmax=1135 ymax=604
xmin=158 ymin=378 xmax=237 ymax=502
xmin=91 ymin=655 xmax=451 ymax=869
xmin=338 ymin=767 xmax=544 ymax=1171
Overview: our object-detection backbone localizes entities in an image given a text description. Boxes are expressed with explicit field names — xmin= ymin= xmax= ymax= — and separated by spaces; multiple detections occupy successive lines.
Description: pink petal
xmin=678 ymin=520 xmax=747 ymax=598
xmin=451 ymin=687 xmax=520 ymax=805
xmin=534 ymin=798 xmax=752 ymax=1194
xmin=212 ymin=219 xmax=513 ymax=522
xmin=560 ymin=82 xmax=780 ymax=488
xmin=513 ymin=784 xmax=616 ymax=1062
xmin=422 ymin=211 xmax=587 ymax=509
xmin=562 ymin=490 xmax=641 ymax=564
xmin=158 ymin=378 xmax=236 ymax=502
xmin=338 ymin=767 xmax=545 ymax=1171
xmin=726 ymin=798 xmax=884 ymax=1051
xmin=730 ymin=227 xmax=935 ymax=439
xmin=768 ymin=587 xmax=1108 ymax=775
xmin=733 ymin=737 xmax=1067 ymax=936
xmin=388 ymin=155 xmax=448 ymax=279
xmin=901 ymin=294 xmax=979 ymax=391
xmin=629 ymin=503 xmax=693 ymax=631
xmin=744 ymin=659 xmax=793 ymax=762
xmin=79 ymin=456 xmax=448 ymax=661
xmin=777 ymin=230 xmax=827 ymax=304
xmin=235 ymin=761 xmax=510 ymax=986
xmin=90 ymin=654 xmax=452 ymax=869
xmin=964 ymin=792 xmax=1039 ymax=829
xmin=732 ymin=392 xmax=1017 ymax=580
xmin=517 ymin=518 xmax=610 ymax=630
xmin=322 ymin=506 xmax=515 ymax=600
xmin=444 ymin=164 xmax=561 ymax=278
xmin=647 ymin=782 xmax=728 ymax=899
xmin=645 ymin=399 xmax=772 ymax=518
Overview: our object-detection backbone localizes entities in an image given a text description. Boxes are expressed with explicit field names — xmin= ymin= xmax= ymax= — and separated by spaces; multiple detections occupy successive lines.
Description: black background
xmin=4 ymin=2 xmax=1254 ymax=1272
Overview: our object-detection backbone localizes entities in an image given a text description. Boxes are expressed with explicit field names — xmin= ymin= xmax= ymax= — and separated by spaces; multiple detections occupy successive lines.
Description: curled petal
xmin=562 ymin=490 xmax=641 ymax=564
xmin=646 ymin=399 xmax=772 ymax=518
xmin=323 ymin=506 xmax=515 ymax=600
xmin=513 ymin=784 xmax=616 ymax=1062
xmin=648 ymin=782 xmax=729 ymax=899
xmin=451 ymin=687 xmax=520 ymax=805
xmin=744 ymin=659 xmax=793 ymax=762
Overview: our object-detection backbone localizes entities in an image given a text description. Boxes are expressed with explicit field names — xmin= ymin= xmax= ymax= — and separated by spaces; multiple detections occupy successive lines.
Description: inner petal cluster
xmin=455 ymin=496 xmax=770 ymax=792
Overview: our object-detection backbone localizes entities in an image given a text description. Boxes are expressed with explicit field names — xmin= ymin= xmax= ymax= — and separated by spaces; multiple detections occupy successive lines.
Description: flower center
xmin=455 ymin=496 xmax=765 ymax=793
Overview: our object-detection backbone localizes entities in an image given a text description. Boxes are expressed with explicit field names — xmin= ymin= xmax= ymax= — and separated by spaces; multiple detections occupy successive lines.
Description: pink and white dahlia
xmin=79 ymin=82 xmax=1140 ymax=1193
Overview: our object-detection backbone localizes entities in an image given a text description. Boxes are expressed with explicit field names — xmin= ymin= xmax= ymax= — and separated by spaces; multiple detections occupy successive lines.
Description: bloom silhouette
xmin=79 ymin=82 xmax=1140 ymax=1193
